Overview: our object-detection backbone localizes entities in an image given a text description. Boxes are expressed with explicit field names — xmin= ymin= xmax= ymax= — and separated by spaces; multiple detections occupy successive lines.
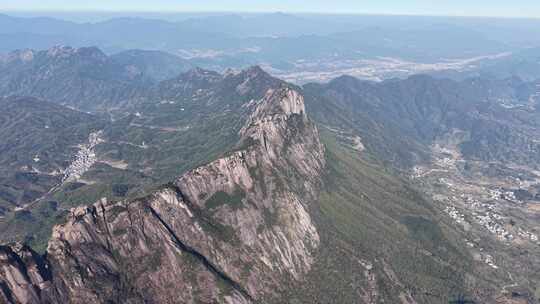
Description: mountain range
xmin=0 ymin=45 xmax=539 ymax=303
xmin=2 ymin=12 xmax=537 ymax=71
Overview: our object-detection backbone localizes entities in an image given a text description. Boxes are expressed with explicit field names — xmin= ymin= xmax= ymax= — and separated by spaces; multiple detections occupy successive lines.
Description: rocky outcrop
xmin=173 ymin=87 xmax=324 ymax=297
xmin=0 ymin=86 xmax=325 ymax=303
xmin=0 ymin=244 xmax=56 ymax=304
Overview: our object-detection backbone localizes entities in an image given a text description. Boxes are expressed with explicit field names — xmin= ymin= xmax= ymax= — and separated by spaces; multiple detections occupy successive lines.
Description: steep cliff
xmin=0 ymin=86 xmax=325 ymax=303
xmin=0 ymin=244 xmax=56 ymax=304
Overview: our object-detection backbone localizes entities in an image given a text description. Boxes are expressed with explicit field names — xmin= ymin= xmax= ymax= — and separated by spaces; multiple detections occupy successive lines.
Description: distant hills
xmin=3 ymin=13 xmax=540 ymax=83
xmin=110 ymin=49 xmax=192 ymax=82
xmin=2 ymin=12 xmax=539 ymax=70
xmin=435 ymin=47 xmax=540 ymax=82
xmin=304 ymin=74 xmax=540 ymax=167
xmin=0 ymin=46 xmax=192 ymax=110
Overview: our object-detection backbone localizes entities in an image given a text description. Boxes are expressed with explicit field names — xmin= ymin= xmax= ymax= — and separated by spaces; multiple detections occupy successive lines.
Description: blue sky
xmin=2 ymin=0 xmax=540 ymax=18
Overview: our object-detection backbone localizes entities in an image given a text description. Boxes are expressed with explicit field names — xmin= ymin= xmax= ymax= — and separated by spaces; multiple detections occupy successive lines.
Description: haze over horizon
xmin=2 ymin=0 xmax=540 ymax=19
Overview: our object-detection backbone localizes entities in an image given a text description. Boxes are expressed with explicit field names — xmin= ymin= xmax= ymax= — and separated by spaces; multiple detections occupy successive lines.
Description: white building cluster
xmin=444 ymin=206 xmax=468 ymax=225
xmin=517 ymin=227 xmax=539 ymax=243
xmin=63 ymin=131 xmax=104 ymax=182
xmin=474 ymin=213 xmax=513 ymax=241
xmin=483 ymin=254 xmax=498 ymax=269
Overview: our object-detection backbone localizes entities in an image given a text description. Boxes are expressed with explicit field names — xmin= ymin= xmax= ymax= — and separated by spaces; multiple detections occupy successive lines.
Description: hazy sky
xmin=2 ymin=0 xmax=540 ymax=18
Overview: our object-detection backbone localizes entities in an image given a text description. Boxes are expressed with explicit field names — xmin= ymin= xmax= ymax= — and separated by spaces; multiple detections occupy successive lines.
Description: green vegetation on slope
xmin=275 ymin=129 xmax=477 ymax=304
xmin=205 ymin=188 xmax=246 ymax=211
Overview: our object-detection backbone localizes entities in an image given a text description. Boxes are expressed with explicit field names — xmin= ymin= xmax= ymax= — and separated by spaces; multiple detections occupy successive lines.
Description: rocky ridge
xmin=0 ymin=86 xmax=325 ymax=303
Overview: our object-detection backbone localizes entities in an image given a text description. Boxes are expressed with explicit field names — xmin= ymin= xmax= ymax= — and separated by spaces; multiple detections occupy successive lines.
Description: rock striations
xmin=0 ymin=86 xmax=325 ymax=304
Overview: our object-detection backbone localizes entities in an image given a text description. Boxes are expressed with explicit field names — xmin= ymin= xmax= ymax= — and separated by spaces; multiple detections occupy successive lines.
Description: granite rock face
xmin=0 ymin=244 xmax=56 ymax=304
xmin=0 ymin=86 xmax=325 ymax=304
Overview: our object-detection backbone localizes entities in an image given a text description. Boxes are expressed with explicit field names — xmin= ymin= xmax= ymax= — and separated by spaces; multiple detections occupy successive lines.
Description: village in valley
xmin=411 ymin=138 xmax=540 ymax=293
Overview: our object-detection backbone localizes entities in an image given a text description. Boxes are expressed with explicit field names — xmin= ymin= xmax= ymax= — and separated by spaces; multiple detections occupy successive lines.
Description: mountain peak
xmin=253 ymin=86 xmax=306 ymax=118
xmin=239 ymin=86 xmax=314 ymax=163
xmin=181 ymin=67 xmax=222 ymax=82
xmin=244 ymin=65 xmax=266 ymax=75
xmin=225 ymin=65 xmax=283 ymax=97
xmin=46 ymin=45 xmax=76 ymax=57
xmin=223 ymin=66 xmax=271 ymax=81
xmin=2 ymin=49 xmax=35 ymax=63
xmin=46 ymin=45 xmax=106 ymax=61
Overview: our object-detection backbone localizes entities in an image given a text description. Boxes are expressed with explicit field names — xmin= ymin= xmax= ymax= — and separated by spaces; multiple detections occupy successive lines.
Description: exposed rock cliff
xmin=0 ymin=86 xmax=325 ymax=303
xmin=0 ymin=244 xmax=56 ymax=304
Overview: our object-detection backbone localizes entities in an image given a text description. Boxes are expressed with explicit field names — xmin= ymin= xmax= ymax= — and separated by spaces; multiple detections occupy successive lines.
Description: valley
xmin=271 ymin=52 xmax=512 ymax=84
xmin=412 ymin=140 xmax=540 ymax=302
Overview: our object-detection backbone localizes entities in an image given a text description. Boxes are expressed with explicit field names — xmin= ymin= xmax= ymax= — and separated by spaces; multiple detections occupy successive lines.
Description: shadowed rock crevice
xmin=147 ymin=204 xmax=253 ymax=300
